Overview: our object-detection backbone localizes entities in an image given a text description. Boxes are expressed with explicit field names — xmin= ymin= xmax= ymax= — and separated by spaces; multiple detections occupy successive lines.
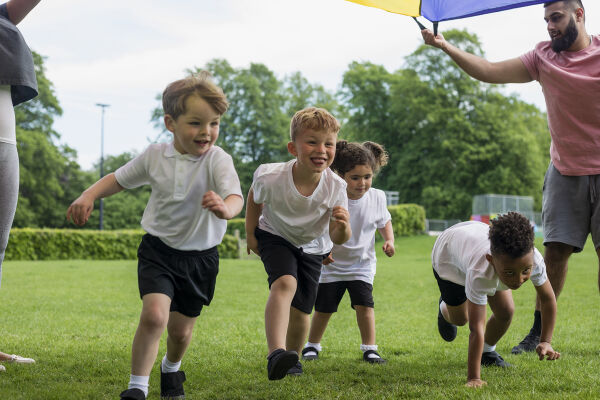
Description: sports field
xmin=1 ymin=235 xmax=599 ymax=399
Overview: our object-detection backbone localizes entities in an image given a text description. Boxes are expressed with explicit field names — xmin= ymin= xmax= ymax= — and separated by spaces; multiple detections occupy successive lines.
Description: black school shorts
xmin=137 ymin=234 xmax=219 ymax=317
xmin=314 ymin=280 xmax=375 ymax=313
xmin=256 ymin=228 xmax=326 ymax=314
xmin=433 ymin=268 xmax=467 ymax=307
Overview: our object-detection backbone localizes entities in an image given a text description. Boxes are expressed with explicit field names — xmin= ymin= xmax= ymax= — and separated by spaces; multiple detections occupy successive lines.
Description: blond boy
xmin=246 ymin=107 xmax=351 ymax=380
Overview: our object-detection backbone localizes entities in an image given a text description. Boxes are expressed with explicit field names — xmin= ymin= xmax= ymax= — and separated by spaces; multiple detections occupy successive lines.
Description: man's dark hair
xmin=489 ymin=212 xmax=534 ymax=258
xmin=544 ymin=0 xmax=584 ymax=12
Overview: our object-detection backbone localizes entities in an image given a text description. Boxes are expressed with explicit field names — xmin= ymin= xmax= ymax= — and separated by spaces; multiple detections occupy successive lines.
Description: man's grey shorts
xmin=543 ymin=162 xmax=600 ymax=252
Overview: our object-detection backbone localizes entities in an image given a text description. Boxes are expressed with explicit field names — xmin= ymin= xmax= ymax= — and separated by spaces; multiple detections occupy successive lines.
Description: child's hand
xmin=331 ymin=206 xmax=350 ymax=226
xmin=246 ymin=234 xmax=260 ymax=256
xmin=465 ymin=379 xmax=487 ymax=388
xmin=66 ymin=194 xmax=95 ymax=226
xmin=202 ymin=191 xmax=229 ymax=219
xmin=382 ymin=240 xmax=395 ymax=257
xmin=536 ymin=342 xmax=560 ymax=361
xmin=323 ymin=253 xmax=334 ymax=265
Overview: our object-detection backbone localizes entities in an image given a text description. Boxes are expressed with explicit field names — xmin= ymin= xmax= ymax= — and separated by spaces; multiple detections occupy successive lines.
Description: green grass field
xmin=1 ymin=235 xmax=600 ymax=399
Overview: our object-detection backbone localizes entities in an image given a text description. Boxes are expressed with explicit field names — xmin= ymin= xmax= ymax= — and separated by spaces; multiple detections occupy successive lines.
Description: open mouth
xmin=194 ymin=140 xmax=210 ymax=147
xmin=310 ymin=157 xmax=327 ymax=166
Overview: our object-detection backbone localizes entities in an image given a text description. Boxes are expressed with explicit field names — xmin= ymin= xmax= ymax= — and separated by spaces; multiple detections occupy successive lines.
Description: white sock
xmin=304 ymin=342 xmax=322 ymax=352
xmin=360 ymin=344 xmax=378 ymax=353
xmin=483 ymin=342 xmax=496 ymax=353
xmin=161 ymin=354 xmax=181 ymax=373
xmin=128 ymin=374 xmax=149 ymax=397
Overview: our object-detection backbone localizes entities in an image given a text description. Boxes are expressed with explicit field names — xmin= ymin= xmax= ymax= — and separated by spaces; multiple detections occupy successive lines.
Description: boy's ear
xmin=287 ymin=141 xmax=297 ymax=157
xmin=485 ymin=254 xmax=493 ymax=263
xmin=164 ymin=114 xmax=176 ymax=133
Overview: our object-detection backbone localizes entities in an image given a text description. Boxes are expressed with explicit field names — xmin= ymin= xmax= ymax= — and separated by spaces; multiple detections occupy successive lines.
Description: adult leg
xmin=130 ymin=293 xmax=171 ymax=376
xmin=0 ymin=143 xmax=19 ymax=288
xmin=265 ymin=275 xmax=296 ymax=354
xmin=536 ymin=242 xmax=573 ymax=309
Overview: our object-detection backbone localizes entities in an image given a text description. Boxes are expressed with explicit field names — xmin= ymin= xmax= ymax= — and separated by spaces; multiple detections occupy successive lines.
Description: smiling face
xmin=165 ymin=94 xmax=220 ymax=156
xmin=544 ymin=2 xmax=582 ymax=52
xmin=343 ymin=164 xmax=373 ymax=200
xmin=287 ymin=128 xmax=337 ymax=175
xmin=487 ymin=250 xmax=534 ymax=290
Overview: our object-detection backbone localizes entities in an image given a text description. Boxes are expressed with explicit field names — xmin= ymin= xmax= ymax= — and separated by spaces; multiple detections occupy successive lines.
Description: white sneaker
xmin=0 ymin=365 xmax=5 ymax=372
xmin=8 ymin=354 xmax=35 ymax=364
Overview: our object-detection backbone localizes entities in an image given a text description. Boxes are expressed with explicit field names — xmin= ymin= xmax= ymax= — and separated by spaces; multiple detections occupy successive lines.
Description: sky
xmin=16 ymin=0 xmax=600 ymax=170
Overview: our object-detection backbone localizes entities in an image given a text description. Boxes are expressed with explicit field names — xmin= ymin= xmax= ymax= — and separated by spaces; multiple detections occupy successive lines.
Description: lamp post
xmin=96 ymin=103 xmax=109 ymax=230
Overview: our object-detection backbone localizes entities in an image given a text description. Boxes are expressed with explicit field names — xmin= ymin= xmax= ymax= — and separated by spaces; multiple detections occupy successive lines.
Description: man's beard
xmin=551 ymin=16 xmax=579 ymax=53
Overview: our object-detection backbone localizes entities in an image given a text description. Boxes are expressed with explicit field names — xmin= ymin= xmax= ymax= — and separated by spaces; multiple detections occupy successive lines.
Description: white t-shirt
xmin=251 ymin=159 xmax=348 ymax=255
xmin=115 ymin=142 xmax=242 ymax=251
xmin=432 ymin=221 xmax=547 ymax=305
xmin=320 ymin=188 xmax=391 ymax=284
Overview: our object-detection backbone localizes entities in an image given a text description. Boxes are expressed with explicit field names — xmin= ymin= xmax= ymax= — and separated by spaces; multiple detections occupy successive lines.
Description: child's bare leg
xmin=442 ymin=302 xmax=468 ymax=326
xmin=131 ymin=293 xmax=171 ymax=376
xmin=355 ymin=306 xmax=376 ymax=345
xmin=265 ymin=275 xmax=296 ymax=354
xmin=286 ymin=307 xmax=310 ymax=354
xmin=307 ymin=311 xmax=333 ymax=344
xmin=165 ymin=312 xmax=198 ymax=363
xmin=485 ymin=290 xmax=514 ymax=346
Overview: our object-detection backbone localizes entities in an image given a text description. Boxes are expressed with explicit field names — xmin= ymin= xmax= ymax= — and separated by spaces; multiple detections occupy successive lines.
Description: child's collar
xmin=163 ymin=142 xmax=206 ymax=161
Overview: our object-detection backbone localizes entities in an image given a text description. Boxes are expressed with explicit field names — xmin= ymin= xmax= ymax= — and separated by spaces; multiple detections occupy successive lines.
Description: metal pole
xmin=96 ymin=103 xmax=109 ymax=230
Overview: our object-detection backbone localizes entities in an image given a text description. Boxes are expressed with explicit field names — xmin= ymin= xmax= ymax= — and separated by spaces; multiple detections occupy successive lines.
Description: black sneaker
xmin=286 ymin=361 xmax=303 ymax=376
xmin=511 ymin=330 xmax=540 ymax=354
xmin=301 ymin=346 xmax=319 ymax=360
xmin=267 ymin=349 xmax=298 ymax=381
xmin=363 ymin=350 xmax=387 ymax=364
xmin=437 ymin=297 xmax=457 ymax=342
xmin=160 ymin=369 xmax=186 ymax=400
xmin=481 ymin=351 xmax=512 ymax=368
xmin=119 ymin=388 xmax=146 ymax=400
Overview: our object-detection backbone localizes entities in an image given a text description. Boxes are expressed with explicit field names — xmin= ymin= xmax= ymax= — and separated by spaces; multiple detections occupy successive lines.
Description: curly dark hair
xmin=488 ymin=212 xmax=534 ymax=258
xmin=330 ymin=140 xmax=388 ymax=177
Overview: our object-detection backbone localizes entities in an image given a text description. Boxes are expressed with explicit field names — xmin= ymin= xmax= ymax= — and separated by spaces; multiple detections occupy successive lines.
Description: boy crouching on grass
xmin=67 ymin=73 xmax=243 ymax=399
xmin=245 ymin=107 xmax=352 ymax=380
xmin=432 ymin=212 xmax=560 ymax=388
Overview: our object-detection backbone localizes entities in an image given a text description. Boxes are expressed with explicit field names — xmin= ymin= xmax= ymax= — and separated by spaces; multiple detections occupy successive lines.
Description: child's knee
xmin=494 ymin=305 xmax=514 ymax=322
xmin=140 ymin=306 xmax=169 ymax=332
xmin=271 ymin=275 xmax=297 ymax=293
xmin=168 ymin=325 xmax=194 ymax=344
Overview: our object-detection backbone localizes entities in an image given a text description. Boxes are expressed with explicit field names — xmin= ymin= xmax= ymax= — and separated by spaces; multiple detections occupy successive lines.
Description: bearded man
xmin=421 ymin=0 xmax=599 ymax=354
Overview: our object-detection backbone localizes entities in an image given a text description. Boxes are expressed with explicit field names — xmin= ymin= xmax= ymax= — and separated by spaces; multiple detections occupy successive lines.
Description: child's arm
xmin=202 ymin=191 xmax=243 ymax=220
xmin=329 ymin=206 xmax=351 ymax=245
xmin=66 ymin=173 xmax=124 ymax=226
xmin=534 ymin=280 xmax=561 ymax=361
xmin=377 ymin=220 xmax=395 ymax=257
xmin=245 ymin=188 xmax=263 ymax=255
xmin=466 ymin=300 xmax=487 ymax=388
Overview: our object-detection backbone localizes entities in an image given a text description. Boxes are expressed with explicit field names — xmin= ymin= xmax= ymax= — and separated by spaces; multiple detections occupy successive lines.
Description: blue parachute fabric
xmin=421 ymin=0 xmax=549 ymax=22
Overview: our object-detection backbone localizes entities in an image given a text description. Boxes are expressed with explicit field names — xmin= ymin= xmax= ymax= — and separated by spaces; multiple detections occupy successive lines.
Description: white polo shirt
xmin=115 ymin=142 xmax=242 ymax=251
xmin=432 ymin=221 xmax=547 ymax=305
xmin=252 ymin=159 xmax=348 ymax=255
xmin=320 ymin=188 xmax=391 ymax=284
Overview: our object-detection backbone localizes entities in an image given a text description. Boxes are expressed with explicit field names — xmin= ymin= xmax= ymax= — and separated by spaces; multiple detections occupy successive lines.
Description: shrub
xmin=387 ymin=204 xmax=426 ymax=237
xmin=5 ymin=229 xmax=240 ymax=260
xmin=226 ymin=218 xmax=246 ymax=239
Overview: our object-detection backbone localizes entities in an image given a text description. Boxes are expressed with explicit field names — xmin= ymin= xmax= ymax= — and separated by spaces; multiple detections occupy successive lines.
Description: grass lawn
xmin=1 ymin=235 xmax=600 ymax=399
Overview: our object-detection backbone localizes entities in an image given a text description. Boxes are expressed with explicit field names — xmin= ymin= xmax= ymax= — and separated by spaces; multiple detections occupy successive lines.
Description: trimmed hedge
xmin=387 ymin=204 xmax=426 ymax=236
xmin=5 ymin=229 xmax=240 ymax=261
xmin=226 ymin=218 xmax=246 ymax=239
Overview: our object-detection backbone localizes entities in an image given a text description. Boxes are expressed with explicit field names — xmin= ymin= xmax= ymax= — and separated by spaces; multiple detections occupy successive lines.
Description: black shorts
xmin=137 ymin=234 xmax=219 ymax=318
xmin=314 ymin=280 xmax=374 ymax=313
xmin=256 ymin=228 xmax=326 ymax=314
xmin=433 ymin=268 xmax=467 ymax=307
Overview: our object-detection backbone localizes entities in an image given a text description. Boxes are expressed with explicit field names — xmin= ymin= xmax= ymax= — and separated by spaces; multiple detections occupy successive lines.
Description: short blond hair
xmin=290 ymin=107 xmax=340 ymax=141
xmin=162 ymin=71 xmax=228 ymax=120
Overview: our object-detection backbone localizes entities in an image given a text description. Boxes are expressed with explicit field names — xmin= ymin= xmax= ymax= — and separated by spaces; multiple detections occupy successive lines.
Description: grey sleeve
xmin=0 ymin=4 xmax=8 ymax=19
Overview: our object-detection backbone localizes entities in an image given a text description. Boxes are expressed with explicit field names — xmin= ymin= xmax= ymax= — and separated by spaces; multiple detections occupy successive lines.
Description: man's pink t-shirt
xmin=520 ymin=35 xmax=600 ymax=176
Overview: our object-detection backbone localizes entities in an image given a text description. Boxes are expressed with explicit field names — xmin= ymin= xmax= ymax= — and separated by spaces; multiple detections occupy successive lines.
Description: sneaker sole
xmin=268 ymin=353 xmax=299 ymax=380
